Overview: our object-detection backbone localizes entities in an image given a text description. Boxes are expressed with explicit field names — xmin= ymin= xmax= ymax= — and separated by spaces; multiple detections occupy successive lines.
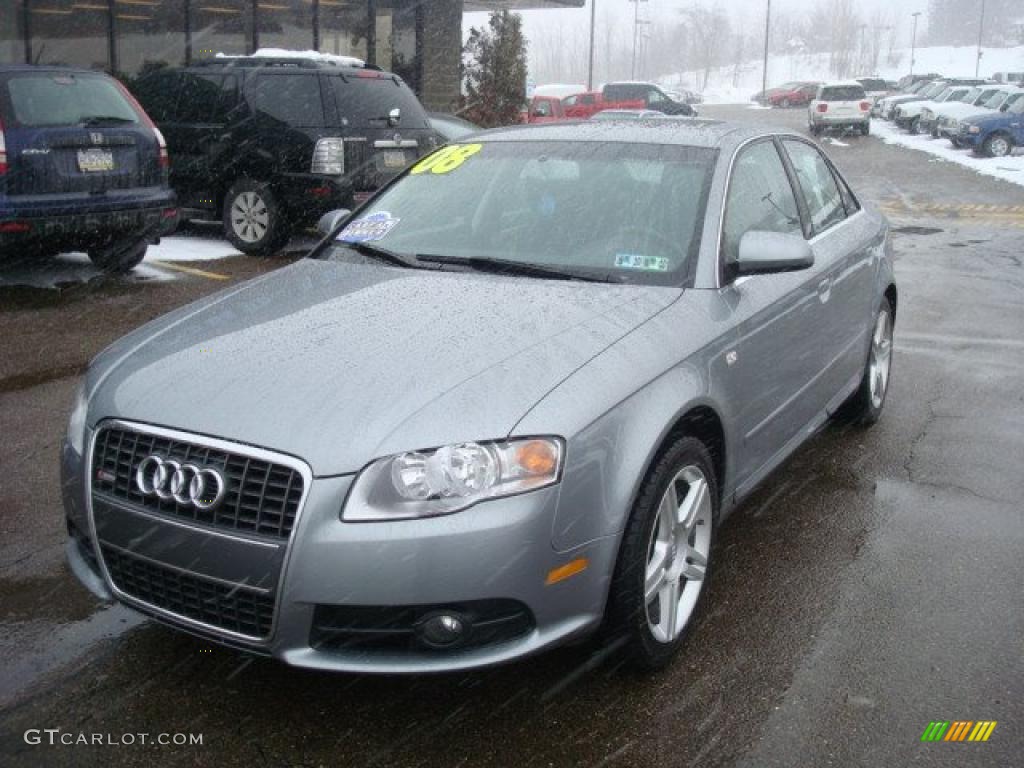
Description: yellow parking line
xmin=150 ymin=260 xmax=231 ymax=281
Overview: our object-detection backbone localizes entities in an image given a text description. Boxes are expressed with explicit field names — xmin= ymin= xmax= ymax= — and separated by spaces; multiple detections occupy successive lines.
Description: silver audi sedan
xmin=63 ymin=120 xmax=896 ymax=673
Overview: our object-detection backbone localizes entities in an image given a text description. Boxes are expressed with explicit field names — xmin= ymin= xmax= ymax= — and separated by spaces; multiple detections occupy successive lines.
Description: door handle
xmin=817 ymin=277 xmax=832 ymax=302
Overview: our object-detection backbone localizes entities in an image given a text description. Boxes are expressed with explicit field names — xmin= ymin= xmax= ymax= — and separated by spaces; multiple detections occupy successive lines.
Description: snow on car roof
xmin=216 ymin=48 xmax=366 ymax=68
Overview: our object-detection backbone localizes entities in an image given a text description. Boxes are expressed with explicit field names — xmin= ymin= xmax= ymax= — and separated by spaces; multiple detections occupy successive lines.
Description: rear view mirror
xmin=735 ymin=230 xmax=814 ymax=275
xmin=317 ymin=209 xmax=351 ymax=237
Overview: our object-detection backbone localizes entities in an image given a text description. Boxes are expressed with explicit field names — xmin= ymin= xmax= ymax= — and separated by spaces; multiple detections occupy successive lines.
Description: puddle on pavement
xmin=891 ymin=226 xmax=943 ymax=236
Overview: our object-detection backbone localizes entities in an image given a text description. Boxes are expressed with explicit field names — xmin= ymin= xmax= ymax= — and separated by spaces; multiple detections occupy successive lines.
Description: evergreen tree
xmin=463 ymin=11 xmax=528 ymax=128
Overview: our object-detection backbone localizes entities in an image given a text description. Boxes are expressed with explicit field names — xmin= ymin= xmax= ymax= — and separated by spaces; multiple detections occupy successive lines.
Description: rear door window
xmin=176 ymin=73 xmax=237 ymax=124
xmin=5 ymin=72 xmax=140 ymax=127
xmin=130 ymin=70 xmax=182 ymax=122
xmin=254 ymin=74 xmax=325 ymax=126
xmin=330 ymin=76 xmax=429 ymax=128
xmin=782 ymin=140 xmax=847 ymax=235
xmin=820 ymin=86 xmax=866 ymax=102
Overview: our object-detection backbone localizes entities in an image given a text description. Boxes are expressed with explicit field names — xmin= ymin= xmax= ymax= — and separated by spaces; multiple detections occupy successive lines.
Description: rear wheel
xmin=809 ymin=123 xmax=822 ymax=136
xmin=87 ymin=237 xmax=148 ymax=274
xmin=982 ymin=133 xmax=1013 ymax=158
xmin=223 ymin=179 xmax=289 ymax=256
xmin=860 ymin=121 xmax=871 ymax=136
xmin=606 ymin=436 xmax=716 ymax=670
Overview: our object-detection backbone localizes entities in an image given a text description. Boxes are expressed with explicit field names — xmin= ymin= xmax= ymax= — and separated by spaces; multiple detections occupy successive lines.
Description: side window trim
xmin=772 ymin=135 xmax=813 ymax=239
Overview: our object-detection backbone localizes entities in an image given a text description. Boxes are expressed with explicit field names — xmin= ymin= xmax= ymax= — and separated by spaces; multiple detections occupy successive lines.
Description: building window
xmin=115 ymin=0 xmax=187 ymax=77
xmin=319 ymin=0 xmax=368 ymax=61
xmin=257 ymin=0 xmax=313 ymax=51
xmin=29 ymin=0 xmax=110 ymax=70
xmin=0 ymin=2 xmax=25 ymax=64
xmin=191 ymin=0 xmax=252 ymax=59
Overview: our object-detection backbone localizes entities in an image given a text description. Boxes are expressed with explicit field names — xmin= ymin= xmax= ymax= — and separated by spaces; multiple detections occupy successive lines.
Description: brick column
xmin=418 ymin=0 xmax=463 ymax=112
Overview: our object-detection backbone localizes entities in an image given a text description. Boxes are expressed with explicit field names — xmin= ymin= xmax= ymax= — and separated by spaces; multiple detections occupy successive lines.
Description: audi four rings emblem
xmin=135 ymin=456 xmax=227 ymax=510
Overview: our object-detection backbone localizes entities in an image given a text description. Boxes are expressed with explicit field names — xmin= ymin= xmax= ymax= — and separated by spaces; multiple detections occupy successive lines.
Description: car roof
xmin=820 ymin=80 xmax=865 ymax=88
xmin=470 ymin=119 xmax=784 ymax=150
xmin=0 ymin=64 xmax=109 ymax=76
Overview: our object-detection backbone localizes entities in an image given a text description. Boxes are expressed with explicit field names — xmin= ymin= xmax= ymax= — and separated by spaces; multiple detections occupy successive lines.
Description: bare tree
xmin=681 ymin=4 xmax=730 ymax=91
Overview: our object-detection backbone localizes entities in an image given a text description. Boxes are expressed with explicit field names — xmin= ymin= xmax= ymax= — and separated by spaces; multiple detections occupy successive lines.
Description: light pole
xmin=910 ymin=11 xmax=920 ymax=76
xmin=587 ymin=0 xmax=597 ymax=91
xmin=761 ymin=0 xmax=771 ymax=102
xmin=975 ymin=0 xmax=986 ymax=78
xmin=629 ymin=0 xmax=648 ymax=80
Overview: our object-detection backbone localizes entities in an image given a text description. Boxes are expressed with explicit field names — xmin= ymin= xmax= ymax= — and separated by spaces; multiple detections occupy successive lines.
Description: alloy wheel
xmin=869 ymin=307 xmax=894 ymax=408
xmin=988 ymin=136 xmax=1010 ymax=157
xmin=231 ymin=191 xmax=270 ymax=243
xmin=645 ymin=465 xmax=712 ymax=644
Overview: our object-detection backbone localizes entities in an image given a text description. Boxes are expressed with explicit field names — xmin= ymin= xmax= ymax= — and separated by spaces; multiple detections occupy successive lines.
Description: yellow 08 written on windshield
xmin=410 ymin=143 xmax=483 ymax=175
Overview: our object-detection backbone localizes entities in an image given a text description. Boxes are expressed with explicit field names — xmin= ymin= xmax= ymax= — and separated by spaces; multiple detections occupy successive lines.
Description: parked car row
xmin=754 ymin=78 xmax=897 ymax=110
xmin=874 ymin=74 xmax=1024 ymax=158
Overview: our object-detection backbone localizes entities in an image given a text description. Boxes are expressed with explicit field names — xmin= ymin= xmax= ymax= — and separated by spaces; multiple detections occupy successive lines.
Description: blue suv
xmin=958 ymin=90 xmax=1024 ymax=158
xmin=0 ymin=65 xmax=176 ymax=272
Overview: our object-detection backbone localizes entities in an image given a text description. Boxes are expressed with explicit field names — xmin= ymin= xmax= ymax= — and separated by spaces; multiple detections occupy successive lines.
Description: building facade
xmin=0 ymin=1 xmax=581 ymax=111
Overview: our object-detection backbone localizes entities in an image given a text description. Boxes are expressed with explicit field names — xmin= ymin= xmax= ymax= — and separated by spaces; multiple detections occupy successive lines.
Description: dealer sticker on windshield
xmin=615 ymin=253 xmax=670 ymax=272
xmin=410 ymin=143 xmax=483 ymax=175
xmin=338 ymin=211 xmax=400 ymax=243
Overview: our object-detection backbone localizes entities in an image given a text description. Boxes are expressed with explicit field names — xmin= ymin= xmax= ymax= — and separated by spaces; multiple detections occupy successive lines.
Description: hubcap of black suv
xmin=231 ymin=191 xmax=270 ymax=243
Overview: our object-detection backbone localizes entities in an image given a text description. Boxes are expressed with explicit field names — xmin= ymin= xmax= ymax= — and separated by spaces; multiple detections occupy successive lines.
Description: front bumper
xmin=62 ymin=422 xmax=615 ymax=673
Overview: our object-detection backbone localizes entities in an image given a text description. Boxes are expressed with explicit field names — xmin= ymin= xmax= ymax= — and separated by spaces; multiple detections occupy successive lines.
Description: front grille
xmin=92 ymin=426 xmax=303 ymax=539
xmin=102 ymin=544 xmax=274 ymax=638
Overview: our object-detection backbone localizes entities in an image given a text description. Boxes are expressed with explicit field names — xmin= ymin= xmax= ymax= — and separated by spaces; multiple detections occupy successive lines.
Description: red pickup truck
xmin=526 ymin=82 xmax=695 ymax=124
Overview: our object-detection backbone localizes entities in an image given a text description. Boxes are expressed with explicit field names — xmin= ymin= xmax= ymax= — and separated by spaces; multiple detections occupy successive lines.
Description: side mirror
xmin=317 ymin=208 xmax=351 ymax=237
xmin=388 ymin=107 xmax=401 ymax=127
xmin=734 ymin=230 xmax=814 ymax=275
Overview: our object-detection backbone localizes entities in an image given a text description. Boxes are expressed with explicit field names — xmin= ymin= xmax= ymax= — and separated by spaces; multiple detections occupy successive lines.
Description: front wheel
xmin=908 ymin=117 xmax=921 ymax=135
xmin=780 ymin=98 xmax=791 ymax=109
xmin=842 ymin=298 xmax=894 ymax=426
xmin=223 ymin=179 xmax=290 ymax=256
xmin=87 ymin=237 xmax=148 ymax=274
xmin=982 ymin=133 xmax=1013 ymax=158
xmin=606 ymin=437 xmax=717 ymax=670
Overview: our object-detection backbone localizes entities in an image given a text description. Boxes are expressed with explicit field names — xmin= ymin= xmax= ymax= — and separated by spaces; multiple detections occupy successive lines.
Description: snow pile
xmin=664 ymin=44 xmax=1024 ymax=104
xmin=872 ymin=120 xmax=1024 ymax=188
xmin=217 ymin=48 xmax=366 ymax=68
xmin=148 ymin=234 xmax=241 ymax=263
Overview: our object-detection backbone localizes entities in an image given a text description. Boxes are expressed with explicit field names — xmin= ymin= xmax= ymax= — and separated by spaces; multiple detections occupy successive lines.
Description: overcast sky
xmin=464 ymin=0 xmax=931 ymax=48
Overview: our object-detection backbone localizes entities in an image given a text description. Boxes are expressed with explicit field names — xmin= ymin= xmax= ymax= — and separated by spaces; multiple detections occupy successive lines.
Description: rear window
xmin=858 ymin=79 xmax=887 ymax=91
xmin=4 ymin=73 xmax=140 ymax=128
xmin=330 ymin=76 xmax=429 ymax=129
xmin=820 ymin=86 xmax=866 ymax=101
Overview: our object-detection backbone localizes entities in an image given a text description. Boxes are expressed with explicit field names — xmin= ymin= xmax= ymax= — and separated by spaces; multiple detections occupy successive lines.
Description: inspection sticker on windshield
xmin=410 ymin=143 xmax=483 ymax=175
xmin=615 ymin=253 xmax=669 ymax=272
xmin=338 ymin=212 xmax=400 ymax=243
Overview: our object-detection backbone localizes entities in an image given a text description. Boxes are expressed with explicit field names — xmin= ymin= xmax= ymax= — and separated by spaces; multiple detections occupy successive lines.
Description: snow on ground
xmin=824 ymin=137 xmax=850 ymax=147
xmin=872 ymin=120 xmax=1024 ymax=188
xmin=664 ymin=45 xmax=1024 ymax=104
xmin=148 ymin=233 xmax=241 ymax=263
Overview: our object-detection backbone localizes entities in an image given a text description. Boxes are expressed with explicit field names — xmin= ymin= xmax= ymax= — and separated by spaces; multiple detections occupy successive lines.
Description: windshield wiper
xmin=415 ymin=254 xmax=609 ymax=282
xmin=78 ymin=116 xmax=136 ymax=126
xmin=342 ymin=241 xmax=428 ymax=270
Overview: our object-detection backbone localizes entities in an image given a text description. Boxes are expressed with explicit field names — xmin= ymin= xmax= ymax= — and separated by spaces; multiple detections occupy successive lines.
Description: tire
xmin=860 ymin=122 xmax=870 ymax=136
xmin=223 ymin=178 xmax=290 ymax=256
xmin=908 ymin=117 xmax=920 ymax=135
xmin=87 ymin=237 xmax=148 ymax=274
xmin=842 ymin=297 xmax=894 ymax=426
xmin=780 ymin=98 xmax=791 ymax=109
xmin=809 ymin=123 xmax=822 ymax=137
xmin=606 ymin=436 xmax=717 ymax=670
xmin=982 ymin=133 xmax=1013 ymax=158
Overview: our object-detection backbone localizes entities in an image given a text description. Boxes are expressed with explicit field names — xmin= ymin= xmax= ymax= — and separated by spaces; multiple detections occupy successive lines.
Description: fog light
xmin=419 ymin=611 xmax=469 ymax=648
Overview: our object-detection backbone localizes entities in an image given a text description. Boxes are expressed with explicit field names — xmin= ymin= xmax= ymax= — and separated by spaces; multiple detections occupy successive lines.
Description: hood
xmin=936 ymin=103 xmax=995 ymax=119
xmin=87 ymin=260 xmax=679 ymax=475
xmin=965 ymin=110 xmax=1013 ymax=128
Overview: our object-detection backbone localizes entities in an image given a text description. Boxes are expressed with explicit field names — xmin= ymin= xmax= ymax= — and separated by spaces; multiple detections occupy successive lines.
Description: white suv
xmin=808 ymin=82 xmax=871 ymax=136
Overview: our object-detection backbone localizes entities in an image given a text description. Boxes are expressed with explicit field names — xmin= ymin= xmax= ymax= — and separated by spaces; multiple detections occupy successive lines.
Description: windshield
xmin=4 ymin=72 xmax=140 ymax=127
xmin=1008 ymin=96 xmax=1024 ymax=115
xmin=962 ymin=88 xmax=982 ymax=103
xmin=319 ymin=140 xmax=716 ymax=285
xmin=983 ymin=91 xmax=1008 ymax=108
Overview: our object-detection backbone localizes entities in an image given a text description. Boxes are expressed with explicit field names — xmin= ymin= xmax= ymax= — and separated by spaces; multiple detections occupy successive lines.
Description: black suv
xmin=0 ymin=65 xmax=176 ymax=272
xmin=132 ymin=57 xmax=435 ymax=255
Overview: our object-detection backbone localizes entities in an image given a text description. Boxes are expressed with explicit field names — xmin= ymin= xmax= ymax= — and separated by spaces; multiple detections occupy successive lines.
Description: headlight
xmin=968 ymin=125 xmax=981 ymax=134
xmin=66 ymin=379 xmax=88 ymax=456
xmin=343 ymin=437 xmax=564 ymax=522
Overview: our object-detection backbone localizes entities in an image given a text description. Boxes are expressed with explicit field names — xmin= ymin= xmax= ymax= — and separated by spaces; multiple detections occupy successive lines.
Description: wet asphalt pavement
xmin=1 ymin=106 xmax=1022 ymax=767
